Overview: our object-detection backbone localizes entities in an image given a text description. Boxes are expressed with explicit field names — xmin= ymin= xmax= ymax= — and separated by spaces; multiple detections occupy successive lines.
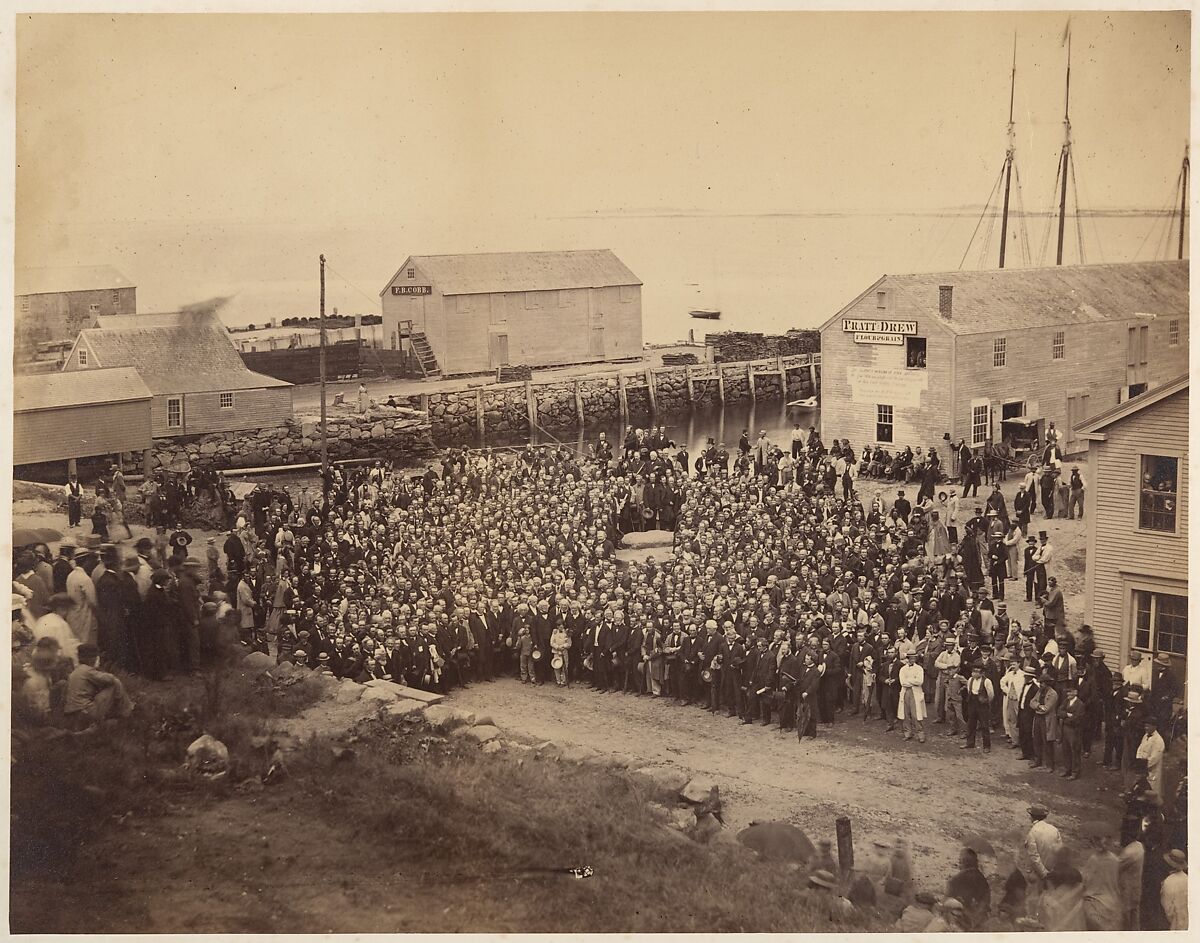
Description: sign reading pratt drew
xmin=391 ymin=285 xmax=432 ymax=296
xmin=841 ymin=318 xmax=918 ymax=335
xmin=853 ymin=332 xmax=904 ymax=345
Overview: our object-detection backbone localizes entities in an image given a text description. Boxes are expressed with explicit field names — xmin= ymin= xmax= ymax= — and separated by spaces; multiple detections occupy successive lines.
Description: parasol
xmin=960 ymin=833 xmax=996 ymax=857
xmin=13 ymin=526 xmax=62 ymax=547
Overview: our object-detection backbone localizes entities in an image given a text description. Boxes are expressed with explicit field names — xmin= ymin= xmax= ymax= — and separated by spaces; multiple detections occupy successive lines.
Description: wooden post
xmin=835 ymin=816 xmax=854 ymax=876
xmin=574 ymin=379 xmax=584 ymax=427
xmin=114 ymin=453 xmax=124 ymax=472
xmin=142 ymin=448 xmax=153 ymax=476
xmin=686 ymin=365 xmax=695 ymax=404
xmin=618 ymin=373 xmax=629 ymax=422
xmin=419 ymin=393 xmax=430 ymax=412
xmin=475 ymin=388 xmax=485 ymax=440
xmin=525 ymin=381 xmax=537 ymax=432
xmin=777 ymin=355 xmax=787 ymax=395
xmin=748 ymin=363 xmax=757 ymax=403
xmin=716 ymin=366 xmax=725 ymax=405
xmin=67 ymin=458 xmax=78 ymax=479
xmin=645 ymin=367 xmax=657 ymax=414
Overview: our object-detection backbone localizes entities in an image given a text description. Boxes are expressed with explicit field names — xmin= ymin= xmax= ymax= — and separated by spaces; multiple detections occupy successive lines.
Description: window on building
xmin=1169 ymin=319 xmax=1180 ymax=347
xmin=905 ymin=336 xmax=927 ymax=369
xmin=1128 ymin=325 xmax=1149 ymax=365
xmin=1139 ymin=454 xmax=1180 ymax=533
xmin=407 ymin=268 xmax=415 ymax=279
xmin=89 ymin=303 xmax=100 ymax=314
xmin=876 ymin=404 xmax=893 ymax=443
xmin=219 ymin=392 xmax=234 ymax=409
xmin=876 ymin=290 xmax=887 ymax=309
xmin=167 ymin=397 xmax=182 ymax=429
xmin=620 ymin=285 xmax=637 ymax=304
xmin=971 ymin=403 xmax=990 ymax=447
xmin=992 ymin=337 xmax=1007 ymax=367
xmin=111 ymin=290 xmax=120 ymax=305
xmin=77 ymin=347 xmax=88 ymax=366
xmin=1052 ymin=331 xmax=1065 ymax=360
xmin=20 ymin=297 xmax=29 ymax=313
xmin=1133 ymin=590 xmax=1187 ymax=657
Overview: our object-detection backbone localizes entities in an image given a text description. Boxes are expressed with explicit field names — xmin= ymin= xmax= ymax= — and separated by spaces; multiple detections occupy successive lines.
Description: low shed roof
xmin=15 ymin=366 xmax=152 ymax=413
xmin=383 ymin=249 xmax=642 ymax=296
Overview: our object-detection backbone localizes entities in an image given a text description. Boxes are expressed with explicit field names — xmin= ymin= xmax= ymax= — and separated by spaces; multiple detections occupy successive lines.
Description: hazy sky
xmin=14 ymin=11 xmax=1191 ymax=322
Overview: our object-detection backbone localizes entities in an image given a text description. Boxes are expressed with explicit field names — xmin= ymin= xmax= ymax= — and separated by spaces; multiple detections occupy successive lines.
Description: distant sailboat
xmin=690 ymin=309 xmax=721 ymax=320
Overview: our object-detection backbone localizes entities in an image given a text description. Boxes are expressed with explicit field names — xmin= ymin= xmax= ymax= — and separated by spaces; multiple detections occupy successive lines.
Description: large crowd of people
xmin=12 ymin=422 xmax=1187 ymax=929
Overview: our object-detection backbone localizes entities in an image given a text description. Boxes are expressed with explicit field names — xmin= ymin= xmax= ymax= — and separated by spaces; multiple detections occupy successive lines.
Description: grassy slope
xmin=11 ymin=674 xmax=876 ymax=933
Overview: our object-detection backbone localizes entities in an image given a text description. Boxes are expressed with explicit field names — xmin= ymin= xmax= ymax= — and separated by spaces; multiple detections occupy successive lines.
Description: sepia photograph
xmin=8 ymin=7 xmax=1191 ymax=934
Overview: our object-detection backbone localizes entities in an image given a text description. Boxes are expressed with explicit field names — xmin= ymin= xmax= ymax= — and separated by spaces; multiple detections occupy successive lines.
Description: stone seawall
xmin=151 ymin=407 xmax=435 ymax=473
xmin=426 ymin=355 xmax=820 ymax=442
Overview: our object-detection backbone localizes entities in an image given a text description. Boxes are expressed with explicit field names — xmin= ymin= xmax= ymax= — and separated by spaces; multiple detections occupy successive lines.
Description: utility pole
xmin=1055 ymin=31 xmax=1072 ymax=266
xmin=319 ymin=254 xmax=329 ymax=492
xmin=999 ymin=33 xmax=1017 ymax=269
xmin=1178 ymin=146 xmax=1190 ymax=260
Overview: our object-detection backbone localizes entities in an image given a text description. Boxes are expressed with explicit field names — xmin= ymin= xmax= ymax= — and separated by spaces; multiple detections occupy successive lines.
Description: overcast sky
xmin=15 ymin=11 xmax=1190 ymax=299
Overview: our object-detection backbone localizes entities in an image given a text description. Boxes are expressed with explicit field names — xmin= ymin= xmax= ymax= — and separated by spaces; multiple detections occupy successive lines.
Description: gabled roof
xmin=381 ymin=249 xmax=642 ymax=297
xmin=70 ymin=313 xmax=290 ymax=395
xmin=821 ymin=261 xmax=1188 ymax=336
xmin=1074 ymin=373 xmax=1189 ymax=441
xmin=15 ymin=366 xmax=151 ymax=413
xmin=92 ymin=311 xmax=207 ymax=330
xmin=16 ymin=265 xmax=134 ymax=296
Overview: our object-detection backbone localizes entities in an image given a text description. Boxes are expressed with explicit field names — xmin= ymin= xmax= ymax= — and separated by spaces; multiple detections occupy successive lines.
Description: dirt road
xmin=451 ymin=677 xmax=1125 ymax=883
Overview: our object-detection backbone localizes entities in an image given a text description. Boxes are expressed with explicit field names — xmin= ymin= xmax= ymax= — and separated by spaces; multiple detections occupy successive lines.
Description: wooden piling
xmin=835 ymin=816 xmax=854 ymax=876
xmin=475 ymin=388 xmax=485 ymax=439
xmin=67 ymin=458 xmax=78 ymax=478
xmin=645 ymin=367 xmax=657 ymax=414
xmin=747 ymin=363 xmax=757 ymax=403
xmin=716 ymin=366 xmax=725 ymax=405
xmin=142 ymin=449 xmax=153 ymax=476
xmin=574 ymin=379 xmax=585 ymax=427
xmin=686 ymin=365 xmax=695 ymax=404
xmin=618 ymin=373 xmax=629 ymax=422
xmin=524 ymin=381 xmax=537 ymax=432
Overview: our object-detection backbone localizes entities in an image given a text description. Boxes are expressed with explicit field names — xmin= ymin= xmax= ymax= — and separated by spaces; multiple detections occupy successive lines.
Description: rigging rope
xmin=1013 ymin=164 xmax=1033 ymax=267
xmin=959 ymin=162 xmax=1005 ymax=270
xmin=1133 ymin=170 xmax=1180 ymax=261
xmin=1037 ymin=153 xmax=1065 ymax=266
xmin=1069 ymin=154 xmax=1087 ymax=265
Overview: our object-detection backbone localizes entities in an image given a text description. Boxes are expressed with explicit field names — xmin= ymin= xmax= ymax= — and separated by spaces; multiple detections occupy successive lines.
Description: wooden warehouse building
xmin=818 ymin=261 xmax=1189 ymax=456
xmin=380 ymin=249 xmax=643 ymax=376
xmin=13 ymin=367 xmax=152 ymax=468
xmin=1077 ymin=373 xmax=1188 ymax=694
xmin=15 ymin=265 xmax=136 ymax=361
xmin=62 ymin=311 xmax=292 ymax=438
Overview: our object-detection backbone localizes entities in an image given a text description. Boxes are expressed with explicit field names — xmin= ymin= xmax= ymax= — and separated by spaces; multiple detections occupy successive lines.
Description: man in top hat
xmin=960 ymin=662 xmax=994 ymax=753
xmin=132 ymin=538 xmax=155 ymax=599
xmin=1031 ymin=531 xmax=1053 ymax=598
xmin=1057 ymin=677 xmax=1085 ymax=780
xmin=1022 ymin=536 xmax=1040 ymax=603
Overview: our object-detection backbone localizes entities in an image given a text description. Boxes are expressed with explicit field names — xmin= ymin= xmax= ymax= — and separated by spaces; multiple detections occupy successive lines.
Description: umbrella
xmin=736 ymin=821 xmax=816 ymax=863
xmin=13 ymin=526 xmax=61 ymax=547
xmin=961 ymin=833 xmax=996 ymax=857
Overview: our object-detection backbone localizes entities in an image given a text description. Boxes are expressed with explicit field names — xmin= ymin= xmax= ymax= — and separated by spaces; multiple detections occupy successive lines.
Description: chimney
xmin=270 ymin=317 xmax=278 ymax=328
xmin=938 ymin=285 xmax=953 ymax=319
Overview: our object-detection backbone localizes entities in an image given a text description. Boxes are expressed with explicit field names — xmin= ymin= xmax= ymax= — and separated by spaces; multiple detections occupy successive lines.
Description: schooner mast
xmin=1054 ymin=28 xmax=1073 ymax=265
xmin=998 ymin=35 xmax=1017 ymax=268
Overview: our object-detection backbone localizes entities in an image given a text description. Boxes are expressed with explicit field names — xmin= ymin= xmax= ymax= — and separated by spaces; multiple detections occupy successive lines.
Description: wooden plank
xmin=475 ymin=387 xmax=485 ymax=439
xmin=645 ymin=367 xmax=657 ymax=414
xmin=618 ymin=373 xmax=629 ymax=422
xmin=574 ymin=379 xmax=584 ymax=426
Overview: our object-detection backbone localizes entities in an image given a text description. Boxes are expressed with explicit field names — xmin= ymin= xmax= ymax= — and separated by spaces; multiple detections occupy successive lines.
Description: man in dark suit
xmin=678 ymin=623 xmax=702 ymax=704
xmin=743 ymin=637 xmax=777 ymax=726
xmin=468 ymin=601 xmax=495 ymax=682
xmin=701 ymin=620 xmax=723 ymax=711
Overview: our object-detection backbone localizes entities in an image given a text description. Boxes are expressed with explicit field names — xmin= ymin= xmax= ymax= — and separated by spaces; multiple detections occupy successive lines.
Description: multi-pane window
xmin=167 ymin=397 xmax=182 ymax=428
xmin=876 ymin=404 xmax=893 ymax=443
xmin=905 ymin=337 xmax=927 ymax=369
xmin=1052 ymin=331 xmax=1065 ymax=360
xmin=219 ymin=392 xmax=234 ymax=409
xmin=992 ymin=337 xmax=1007 ymax=367
xmin=1139 ymin=455 xmax=1180 ymax=532
xmin=407 ymin=268 xmax=415 ymax=279
xmin=89 ymin=303 xmax=100 ymax=314
xmin=20 ymin=297 xmax=29 ymax=313
xmin=1133 ymin=590 xmax=1187 ymax=657
xmin=971 ymin=404 xmax=990 ymax=446
xmin=111 ymin=289 xmax=120 ymax=305
xmin=1169 ymin=319 xmax=1180 ymax=347
xmin=77 ymin=348 xmax=88 ymax=366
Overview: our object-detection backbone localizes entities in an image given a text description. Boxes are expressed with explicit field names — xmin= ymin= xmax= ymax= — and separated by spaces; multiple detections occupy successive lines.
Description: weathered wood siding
xmin=1083 ymin=387 xmax=1188 ymax=665
xmin=819 ymin=282 xmax=954 ymax=449
xmin=151 ymin=388 xmax=294 ymax=438
xmin=15 ymin=286 xmax=135 ymax=354
xmin=14 ymin=399 xmax=152 ymax=465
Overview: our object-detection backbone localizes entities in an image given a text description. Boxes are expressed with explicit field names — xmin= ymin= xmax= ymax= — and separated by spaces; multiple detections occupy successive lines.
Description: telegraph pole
xmin=1178 ymin=146 xmax=1189 ymax=260
xmin=319 ymin=254 xmax=329 ymax=493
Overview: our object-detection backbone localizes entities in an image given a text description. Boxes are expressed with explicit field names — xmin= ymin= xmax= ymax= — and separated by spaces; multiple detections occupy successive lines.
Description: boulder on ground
xmin=387 ymin=699 xmax=425 ymax=718
xmin=680 ymin=777 xmax=720 ymax=804
xmin=668 ymin=807 xmax=695 ymax=831
xmin=335 ymin=680 xmax=364 ymax=704
xmin=361 ymin=686 xmax=399 ymax=704
xmin=396 ymin=686 xmax=446 ymax=705
xmin=690 ymin=812 xmax=724 ymax=844
xmin=242 ymin=651 xmax=275 ymax=672
xmin=481 ymin=740 xmax=503 ymax=755
xmin=363 ymin=679 xmax=410 ymax=698
xmin=636 ymin=765 xmax=690 ymax=793
xmin=473 ymin=713 xmax=496 ymax=727
xmin=423 ymin=704 xmax=476 ymax=731
xmin=451 ymin=724 xmax=500 ymax=743
xmin=185 ymin=735 xmax=229 ymax=777
xmin=736 ymin=821 xmax=815 ymax=863
xmin=272 ymin=661 xmax=298 ymax=680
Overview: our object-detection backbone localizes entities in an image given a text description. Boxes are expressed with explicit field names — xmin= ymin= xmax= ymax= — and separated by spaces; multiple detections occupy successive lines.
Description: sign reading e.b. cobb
xmin=842 ymin=318 xmax=918 ymax=335
xmin=391 ymin=285 xmax=432 ymax=296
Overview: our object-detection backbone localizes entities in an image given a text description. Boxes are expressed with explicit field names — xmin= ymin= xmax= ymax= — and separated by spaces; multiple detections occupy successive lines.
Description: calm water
xmin=36 ymin=212 xmax=1183 ymax=345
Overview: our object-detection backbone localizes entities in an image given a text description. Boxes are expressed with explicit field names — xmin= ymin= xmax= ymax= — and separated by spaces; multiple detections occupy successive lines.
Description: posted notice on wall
xmin=846 ymin=363 xmax=927 ymax=409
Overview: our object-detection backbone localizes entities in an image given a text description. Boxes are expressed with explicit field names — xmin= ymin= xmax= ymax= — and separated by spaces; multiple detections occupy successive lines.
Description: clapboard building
xmin=818 ymin=261 xmax=1189 ymax=456
xmin=62 ymin=311 xmax=292 ymax=438
xmin=15 ymin=265 xmax=136 ymax=359
xmin=1077 ymin=374 xmax=1188 ymax=692
xmin=380 ymin=250 xmax=643 ymax=376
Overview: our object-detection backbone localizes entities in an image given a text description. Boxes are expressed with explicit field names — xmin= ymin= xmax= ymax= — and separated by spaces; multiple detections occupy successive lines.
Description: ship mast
xmin=998 ymin=34 xmax=1017 ymax=268
xmin=1055 ymin=29 xmax=1072 ymax=265
xmin=1178 ymin=145 xmax=1189 ymax=260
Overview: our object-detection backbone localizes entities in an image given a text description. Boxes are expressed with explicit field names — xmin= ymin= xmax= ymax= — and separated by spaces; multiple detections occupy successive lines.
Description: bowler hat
xmin=1027 ymin=804 xmax=1049 ymax=818
xmin=1164 ymin=849 xmax=1187 ymax=871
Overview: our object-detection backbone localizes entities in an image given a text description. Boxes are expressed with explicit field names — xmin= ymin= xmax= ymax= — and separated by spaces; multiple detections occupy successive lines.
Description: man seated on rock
xmin=63 ymin=643 xmax=135 ymax=730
